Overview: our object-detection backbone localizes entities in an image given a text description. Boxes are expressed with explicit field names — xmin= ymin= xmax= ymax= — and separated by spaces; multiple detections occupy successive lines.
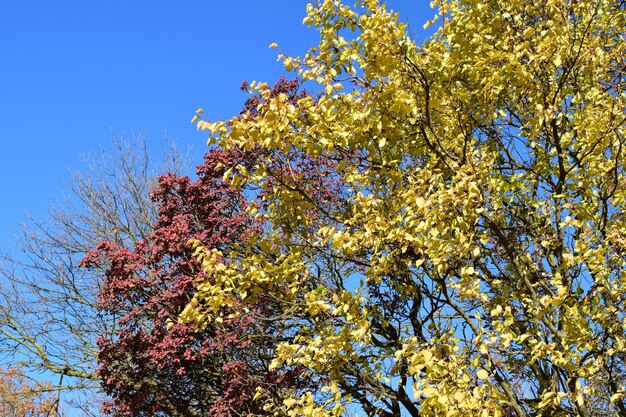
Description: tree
xmin=81 ymin=78 xmax=318 ymax=417
xmin=184 ymin=0 xmax=626 ymax=416
xmin=0 ymin=366 xmax=63 ymax=417
xmin=0 ymin=135 xmax=187 ymax=414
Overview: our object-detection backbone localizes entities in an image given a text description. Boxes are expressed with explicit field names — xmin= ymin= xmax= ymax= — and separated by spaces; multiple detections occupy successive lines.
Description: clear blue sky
xmin=0 ymin=1 xmax=433 ymax=242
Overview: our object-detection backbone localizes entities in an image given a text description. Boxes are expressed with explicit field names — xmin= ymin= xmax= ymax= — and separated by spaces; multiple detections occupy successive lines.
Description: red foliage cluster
xmin=239 ymin=77 xmax=307 ymax=117
xmin=81 ymin=78 xmax=333 ymax=417
xmin=81 ymin=147 xmax=299 ymax=417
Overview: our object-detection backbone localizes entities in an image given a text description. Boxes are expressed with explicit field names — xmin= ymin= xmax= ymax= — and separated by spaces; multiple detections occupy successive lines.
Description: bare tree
xmin=0 ymin=134 xmax=189 ymax=414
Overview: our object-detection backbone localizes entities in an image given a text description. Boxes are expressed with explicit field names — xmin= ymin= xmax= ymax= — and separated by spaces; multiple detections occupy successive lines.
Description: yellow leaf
xmin=476 ymin=369 xmax=489 ymax=380
xmin=611 ymin=393 xmax=624 ymax=403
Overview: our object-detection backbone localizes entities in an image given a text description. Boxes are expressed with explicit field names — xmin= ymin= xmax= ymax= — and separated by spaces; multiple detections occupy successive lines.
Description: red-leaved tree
xmin=81 ymin=78 xmax=324 ymax=417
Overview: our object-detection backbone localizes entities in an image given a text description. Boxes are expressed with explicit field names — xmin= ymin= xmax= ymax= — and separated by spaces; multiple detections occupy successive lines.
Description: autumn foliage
xmin=184 ymin=0 xmax=626 ymax=416
xmin=83 ymin=0 xmax=626 ymax=416
xmin=82 ymin=148 xmax=283 ymax=416
xmin=0 ymin=367 xmax=60 ymax=417
xmin=82 ymin=79 xmax=322 ymax=417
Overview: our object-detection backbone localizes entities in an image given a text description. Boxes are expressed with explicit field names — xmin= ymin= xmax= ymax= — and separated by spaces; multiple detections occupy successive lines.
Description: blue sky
xmin=0 ymin=1 xmax=433 ymax=243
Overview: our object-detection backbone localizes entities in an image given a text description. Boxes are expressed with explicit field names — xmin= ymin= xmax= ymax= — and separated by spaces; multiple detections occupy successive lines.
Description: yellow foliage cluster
xmin=187 ymin=0 xmax=626 ymax=415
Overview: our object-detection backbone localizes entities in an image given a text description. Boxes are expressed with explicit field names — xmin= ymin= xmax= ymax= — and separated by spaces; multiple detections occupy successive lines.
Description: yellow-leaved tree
xmin=185 ymin=0 xmax=626 ymax=415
